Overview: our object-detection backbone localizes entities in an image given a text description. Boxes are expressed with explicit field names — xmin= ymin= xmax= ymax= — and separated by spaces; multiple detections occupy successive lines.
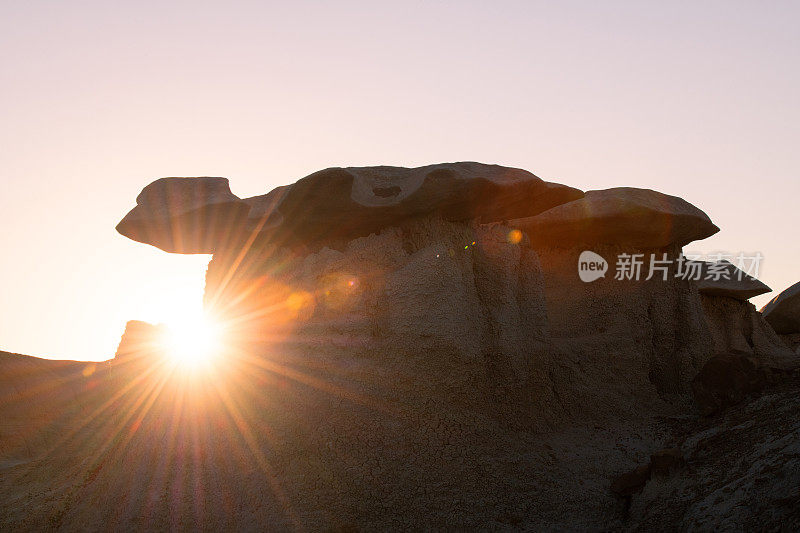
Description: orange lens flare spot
xmin=286 ymin=291 xmax=316 ymax=319
xmin=507 ymin=229 xmax=523 ymax=244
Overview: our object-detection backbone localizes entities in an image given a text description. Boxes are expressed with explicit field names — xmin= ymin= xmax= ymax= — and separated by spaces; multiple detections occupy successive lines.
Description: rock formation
xmin=239 ymin=162 xmax=584 ymax=248
xmin=694 ymin=260 xmax=771 ymax=300
xmin=761 ymin=280 xmax=800 ymax=334
xmin=113 ymin=320 xmax=164 ymax=363
xmin=510 ymin=187 xmax=720 ymax=248
xmin=116 ymin=177 xmax=250 ymax=253
xmin=699 ymin=294 xmax=796 ymax=368
xmin=115 ymin=164 xmax=800 ymax=419
xmin=4 ymin=162 xmax=798 ymax=531
xmin=691 ymin=352 xmax=768 ymax=416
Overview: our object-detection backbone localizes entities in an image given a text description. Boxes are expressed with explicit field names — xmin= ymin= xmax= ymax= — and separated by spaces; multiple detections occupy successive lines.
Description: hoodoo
xmin=16 ymin=161 xmax=785 ymax=531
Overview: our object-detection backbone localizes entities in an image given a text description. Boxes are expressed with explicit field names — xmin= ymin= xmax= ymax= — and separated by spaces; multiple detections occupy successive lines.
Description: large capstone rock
xmin=511 ymin=187 xmax=719 ymax=248
xmin=694 ymin=260 xmax=771 ymax=300
xmin=242 ymin=162 xmax=583 ymax=247
xmin=116 ymin=177 xmax=250 ymax=253
xmin=761 ymin=281 xmax=800 ymax=334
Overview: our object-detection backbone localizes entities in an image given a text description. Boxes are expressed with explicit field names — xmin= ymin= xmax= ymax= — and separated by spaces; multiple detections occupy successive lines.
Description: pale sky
xmin=1 ymin=1 xmax=798 ymax=361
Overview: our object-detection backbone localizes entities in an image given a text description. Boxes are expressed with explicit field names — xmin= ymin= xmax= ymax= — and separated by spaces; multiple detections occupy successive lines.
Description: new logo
xmin=578 ymin=250 xmax=608 ymax=282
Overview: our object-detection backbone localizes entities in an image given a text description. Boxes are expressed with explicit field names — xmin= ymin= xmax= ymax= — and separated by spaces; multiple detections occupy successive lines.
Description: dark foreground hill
xmin=0 ymin=348 xmax=798 ymax=531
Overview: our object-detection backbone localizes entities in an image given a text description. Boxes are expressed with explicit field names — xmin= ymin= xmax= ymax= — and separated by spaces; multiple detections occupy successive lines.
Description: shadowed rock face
xmin=761 ymin=281 xmax=800 ymax=334
xmin=511 ymin=187 xmax=719 ymax=248
xmin=630 ymin=374 xmax=800 ymax=531
xmin=204 ymin=217 xmax=555 ymax=425
xmin=531 ymin=243 xmax=712 ymax=398
xmin=700 ymin=295 xmax=797 ymax=369
xmin=241 ymin=162 xmax=584 ymax=247
xmin=691 ymin=352 xmax=767 ymax=416
xmin=116 ymin=177 xmax=250 ymax=253
xmin=204 ymin=220 xmax=716 ymax=423
xmin=693 ymin=260 xmax=771 ymax=300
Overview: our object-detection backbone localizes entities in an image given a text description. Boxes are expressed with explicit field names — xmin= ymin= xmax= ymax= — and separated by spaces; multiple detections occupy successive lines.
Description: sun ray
xmin=210 ymin=376 xmax=301 ymax=529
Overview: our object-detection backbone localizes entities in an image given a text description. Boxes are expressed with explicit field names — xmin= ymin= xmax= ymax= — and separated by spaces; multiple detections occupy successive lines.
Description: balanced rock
xmin=511 ymin=187 xmax=719 ymax=248
xmin=694 ymin=260 xmax=771 ymax=300
xmin=116 ymin=177 xmax=250 ymax=253
xmin=761 ymin=281 xmax=800 ymax=334
xmin=242 ymin=162 xmax=583 ymax=246
xmin=71 ymin=162 xmax=800 ymax=530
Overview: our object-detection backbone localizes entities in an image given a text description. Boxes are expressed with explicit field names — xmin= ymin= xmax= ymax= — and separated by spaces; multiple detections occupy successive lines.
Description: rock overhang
xmin=116 ymin=176 xmax=250 ymax=254
xmin=693 ymin=260 xmax=771 ymax=300
xmin=116 ymin=168 xmax=725 ymax=257
xmin=761 ymin=281 xmax=800 ymax=334
xmin=241 ymin=162 xmax=585 ymax=246
xmin=117 ymin=162 xmax=585 ymax=252
xmin=510 ymin=187 xmax=720 ymax=249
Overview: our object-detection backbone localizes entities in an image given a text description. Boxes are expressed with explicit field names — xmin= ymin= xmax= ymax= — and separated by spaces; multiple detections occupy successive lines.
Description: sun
xmin=162 ymin=313 xmax=223 ymax=369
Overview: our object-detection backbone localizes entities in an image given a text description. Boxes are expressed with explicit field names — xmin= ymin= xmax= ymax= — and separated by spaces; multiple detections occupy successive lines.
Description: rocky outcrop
xmin=204 ymin=216 xmax=721 ymax=425
xmin=699 ymin=294 xmax=797 ymax=368
xmin=780 ymin=333 xmax=800 ymax=353
xmin=611 ymin=464 xmax=652 ymax=496
xmin=199 ymin=167 xmax=781 ymax=419
xmin=629 ymin=373 xmax=800 ymax=530
xmin=205 ymin=216 xmax=558 ymax=426
xmin=610 ymin=448 xmax=683 ymax=497
xmin=511 ymin=187 xmax=719 ymax=248
xmin=694 ymin=260 xmax=771 ymax=300
xmin=113 ymin=320 xmax=164 ymax=366
xmin=114 ymin=164 xmax=799 ymax=431
xmin=91 ymin=162 xmax=800 ymax=530
xmin=116 ymin=177 xmax=250 ymax=253
xmin=242 ymin=162 xmax=583 ymax=248
xmin=649 ymin=447 xmax=683 ymax=476
xmin=506 ymin=190 xmax=720 ymax=399
xmin=691 ymin=352 xmax=767 ymax=416
xmin=118 ymin=163 xmax=584 ymax=254
xmin=761 ymin=280 xmax=800 ymax=334
xmin=533 ymin=243 xmax=712 ymax=400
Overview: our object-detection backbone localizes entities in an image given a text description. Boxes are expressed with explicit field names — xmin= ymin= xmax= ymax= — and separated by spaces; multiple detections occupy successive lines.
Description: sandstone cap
xmin=511 ymin=187 xmax=719 ymax=248
xmin=116 ymin=177 xmax=250 ymax=253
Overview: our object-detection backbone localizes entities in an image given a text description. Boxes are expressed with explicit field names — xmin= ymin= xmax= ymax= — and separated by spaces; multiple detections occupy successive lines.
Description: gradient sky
xmin=1 ymin=1 xmax=798 ymax=361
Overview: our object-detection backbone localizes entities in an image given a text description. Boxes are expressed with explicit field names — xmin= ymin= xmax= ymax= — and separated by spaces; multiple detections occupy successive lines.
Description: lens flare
xmin=162 ymin=314 xmax=223 ymax=369
xmin=507 ymin=229 xmax=523 ymax=244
